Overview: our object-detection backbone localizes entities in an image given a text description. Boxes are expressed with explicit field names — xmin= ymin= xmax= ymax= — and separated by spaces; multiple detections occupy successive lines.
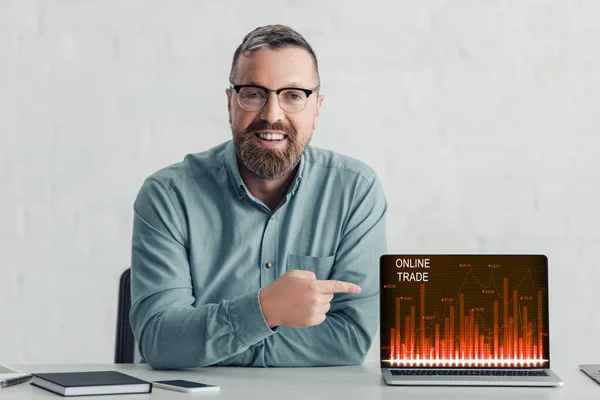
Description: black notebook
xmin=30 ymin=370 xmax=152 ymax=397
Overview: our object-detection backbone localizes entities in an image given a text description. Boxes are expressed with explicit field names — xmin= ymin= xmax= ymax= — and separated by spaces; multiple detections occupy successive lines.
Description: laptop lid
xmin=380 ymin=255 xmax=550 ymax=370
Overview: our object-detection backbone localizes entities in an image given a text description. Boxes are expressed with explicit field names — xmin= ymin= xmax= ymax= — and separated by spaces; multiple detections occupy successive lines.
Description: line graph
xmin=380 ymin=255 xmax=549 ymax=368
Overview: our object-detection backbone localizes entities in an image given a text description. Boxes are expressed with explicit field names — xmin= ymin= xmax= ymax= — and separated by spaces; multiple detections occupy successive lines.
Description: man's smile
xmin=253 ymin=131 xmax=288 ymax=147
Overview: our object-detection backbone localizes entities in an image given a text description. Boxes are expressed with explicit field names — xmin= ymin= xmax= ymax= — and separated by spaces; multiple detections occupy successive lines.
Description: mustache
xmin=243 ymin=120 xmax=296 ymax=136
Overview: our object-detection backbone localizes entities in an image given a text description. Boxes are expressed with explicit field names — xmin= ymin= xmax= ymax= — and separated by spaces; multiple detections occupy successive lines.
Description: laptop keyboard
xmin=390 ymin=369 xmax=549 ymax=377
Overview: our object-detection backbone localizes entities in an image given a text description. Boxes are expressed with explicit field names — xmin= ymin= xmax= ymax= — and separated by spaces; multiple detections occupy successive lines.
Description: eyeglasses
xmin=229 ymin=83 xmax=319 ymax=114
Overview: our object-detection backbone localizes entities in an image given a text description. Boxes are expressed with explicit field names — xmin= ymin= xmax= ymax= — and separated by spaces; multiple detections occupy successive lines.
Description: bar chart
xmin=380 ymin=255 xmax=549 ymax=368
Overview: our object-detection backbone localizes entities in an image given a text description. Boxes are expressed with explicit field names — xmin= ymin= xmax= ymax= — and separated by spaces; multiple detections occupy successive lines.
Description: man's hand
xmin=258 ymin=270 xmax=361 ymax=328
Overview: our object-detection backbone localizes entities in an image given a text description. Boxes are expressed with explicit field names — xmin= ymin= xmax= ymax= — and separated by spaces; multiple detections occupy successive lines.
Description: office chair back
xmin=115 ymin=268 xmax=143 ymax=363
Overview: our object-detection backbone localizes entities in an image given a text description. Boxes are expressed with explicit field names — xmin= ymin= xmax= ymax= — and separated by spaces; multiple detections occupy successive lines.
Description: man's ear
xmin=313 ymin=94 xmax=324 ymax=130
xmin=226 ymin=88 xmax=232 ymax=125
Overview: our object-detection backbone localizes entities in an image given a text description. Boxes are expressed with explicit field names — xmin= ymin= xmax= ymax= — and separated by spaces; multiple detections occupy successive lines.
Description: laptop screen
xmin=380 ymin=255 xmax=550 ymax=369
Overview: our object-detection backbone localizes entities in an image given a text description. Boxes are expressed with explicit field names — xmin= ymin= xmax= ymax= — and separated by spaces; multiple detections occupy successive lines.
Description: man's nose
xmin=259 ymin=92 xmax=285 ymax=123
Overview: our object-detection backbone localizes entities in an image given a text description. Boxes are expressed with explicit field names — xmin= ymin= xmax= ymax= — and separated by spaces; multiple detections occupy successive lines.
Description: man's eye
xmin=283 ymin=91 xmax=304 ymax=101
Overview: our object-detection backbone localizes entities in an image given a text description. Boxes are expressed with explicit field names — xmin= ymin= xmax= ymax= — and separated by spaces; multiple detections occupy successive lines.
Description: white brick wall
xmin=1 ymin=0 xmax=599 ymax=366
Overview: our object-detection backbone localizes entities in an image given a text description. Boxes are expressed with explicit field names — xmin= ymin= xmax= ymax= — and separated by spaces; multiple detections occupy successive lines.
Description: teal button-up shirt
xmin=130 ymin=140 xmax=387 ymax=368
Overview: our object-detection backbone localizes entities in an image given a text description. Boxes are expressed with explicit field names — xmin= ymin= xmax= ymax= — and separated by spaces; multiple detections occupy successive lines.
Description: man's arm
xmin=129 ymin=178 xmax=275 ymax=369
xmin=262 ymin=174 xmax=387 ymax=366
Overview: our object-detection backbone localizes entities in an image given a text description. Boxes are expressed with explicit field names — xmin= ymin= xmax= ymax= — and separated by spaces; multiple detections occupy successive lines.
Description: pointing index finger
xmin=317 ymin=280 xmax=362 ymax=294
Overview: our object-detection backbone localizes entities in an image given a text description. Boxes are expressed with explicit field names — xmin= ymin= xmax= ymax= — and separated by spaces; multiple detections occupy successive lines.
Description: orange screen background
xmin=380 ymin=255 xmax=550 ymax=369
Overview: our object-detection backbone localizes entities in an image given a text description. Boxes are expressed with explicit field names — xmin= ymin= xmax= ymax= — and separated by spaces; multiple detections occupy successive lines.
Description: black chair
xmin=115 ymin=268 xmax=142 ymax=363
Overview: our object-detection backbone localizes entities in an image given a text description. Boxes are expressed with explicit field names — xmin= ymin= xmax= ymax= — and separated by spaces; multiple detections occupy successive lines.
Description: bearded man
xmin=129 ymin=24 xmax=388 ymax=369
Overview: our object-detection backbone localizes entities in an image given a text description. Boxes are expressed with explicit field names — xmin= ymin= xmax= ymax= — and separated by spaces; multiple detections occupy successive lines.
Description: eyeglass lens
xmin=237 ymin=86 xmax=308 ymax=113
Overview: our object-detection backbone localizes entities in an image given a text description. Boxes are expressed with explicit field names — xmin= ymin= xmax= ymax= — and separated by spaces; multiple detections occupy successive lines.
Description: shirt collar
xmin=224 ymin=140 xmax=306 ymax=201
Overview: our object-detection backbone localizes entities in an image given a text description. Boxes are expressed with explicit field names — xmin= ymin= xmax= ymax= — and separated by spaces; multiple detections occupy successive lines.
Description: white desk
xmin=1 ymin=362 xmax=598 ymax=399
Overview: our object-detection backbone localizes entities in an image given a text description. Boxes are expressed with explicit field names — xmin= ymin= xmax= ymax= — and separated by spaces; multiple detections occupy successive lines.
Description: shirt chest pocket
xmin=286 ymin=254 xmax=335 ymax=281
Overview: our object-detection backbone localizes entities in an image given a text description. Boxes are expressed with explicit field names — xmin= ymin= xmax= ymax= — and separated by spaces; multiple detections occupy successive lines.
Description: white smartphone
xmin=152 ymin=379 xmax=220 ymax=393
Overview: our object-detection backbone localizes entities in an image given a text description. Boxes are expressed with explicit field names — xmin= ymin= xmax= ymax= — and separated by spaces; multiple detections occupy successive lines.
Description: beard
xmin=232 ymin=120 xmax=310 ymax=180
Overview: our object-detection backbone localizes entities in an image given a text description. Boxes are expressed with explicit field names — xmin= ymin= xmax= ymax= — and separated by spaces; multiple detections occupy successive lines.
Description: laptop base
xmin=382 ymin=368 xmax=564 ymax=386
xmin=579 ymin=364 xmax=600 ymax=385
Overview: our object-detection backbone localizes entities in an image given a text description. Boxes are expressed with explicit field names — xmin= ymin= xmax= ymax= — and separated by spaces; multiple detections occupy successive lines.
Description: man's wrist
xmin=258 ymin=287 xmax=279 ymax=328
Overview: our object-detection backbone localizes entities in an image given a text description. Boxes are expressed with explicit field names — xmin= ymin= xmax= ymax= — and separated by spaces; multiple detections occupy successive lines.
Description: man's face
xmin=227 ymin=47 xmax=323 ymax=180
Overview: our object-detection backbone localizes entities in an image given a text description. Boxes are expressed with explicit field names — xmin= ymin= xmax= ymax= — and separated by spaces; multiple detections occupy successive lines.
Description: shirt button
xmin=270 ymin=215 xmax=275 ymax=220
xmin=265 ymin=262 xmax=272 ymax=269
xmin=239 ymin=191 xmax=245 ymax=197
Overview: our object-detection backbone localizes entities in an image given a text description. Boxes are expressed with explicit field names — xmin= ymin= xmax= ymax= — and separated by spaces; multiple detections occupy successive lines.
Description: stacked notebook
xmin=30 ymin=370 xmax=152 ymax=396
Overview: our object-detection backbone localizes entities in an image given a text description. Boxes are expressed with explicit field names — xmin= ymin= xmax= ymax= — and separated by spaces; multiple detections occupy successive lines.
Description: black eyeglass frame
xmin=229 ymin=83 xmax=320 ymax=113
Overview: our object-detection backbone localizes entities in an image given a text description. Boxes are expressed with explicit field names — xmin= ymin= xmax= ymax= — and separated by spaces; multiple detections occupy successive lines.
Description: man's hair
xmin=229 ymin=24 xmax=319 ymax=86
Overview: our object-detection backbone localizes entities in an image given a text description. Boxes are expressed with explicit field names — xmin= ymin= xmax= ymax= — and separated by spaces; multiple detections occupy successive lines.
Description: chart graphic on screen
xmin=380 ymin=255 xmax=549 ymax=368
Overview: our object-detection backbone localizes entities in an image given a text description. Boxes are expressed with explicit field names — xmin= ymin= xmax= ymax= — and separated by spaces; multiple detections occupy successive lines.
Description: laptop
xmin=380 ymin=254 xmax=563 ymax=386
xmin=579 ymin=364 xmax=600 ymax=385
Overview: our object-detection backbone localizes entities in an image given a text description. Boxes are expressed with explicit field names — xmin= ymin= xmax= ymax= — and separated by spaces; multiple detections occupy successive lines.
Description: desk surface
xmin=1 ymin=362 xmax=598 ymax=399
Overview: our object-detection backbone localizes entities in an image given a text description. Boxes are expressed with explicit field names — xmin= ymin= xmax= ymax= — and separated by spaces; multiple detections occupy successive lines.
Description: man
xmin=130 ymin=24 xmax=387 ymax=369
